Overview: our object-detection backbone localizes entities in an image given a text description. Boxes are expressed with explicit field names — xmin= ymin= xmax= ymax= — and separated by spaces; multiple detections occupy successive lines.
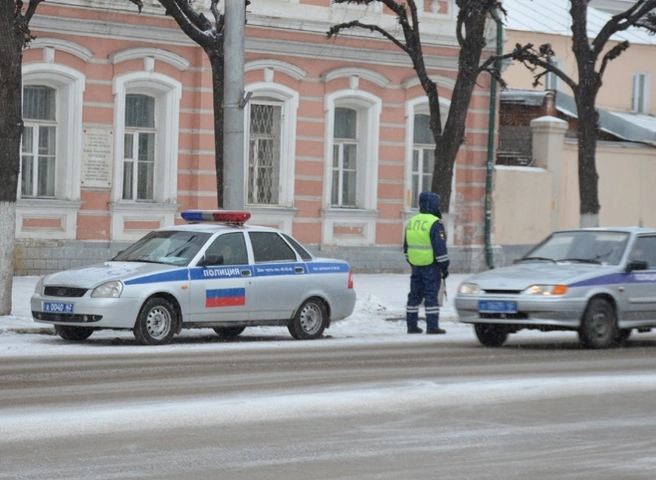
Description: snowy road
xmin=3 ymin=335 xmax=656 ymax=479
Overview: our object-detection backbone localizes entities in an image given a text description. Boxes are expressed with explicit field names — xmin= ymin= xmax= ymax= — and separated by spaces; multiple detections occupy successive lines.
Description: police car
xmin=455 ymin=227 xmax=656 ymax=349
xmin=31 ymin=211 xmax=356 ymax=345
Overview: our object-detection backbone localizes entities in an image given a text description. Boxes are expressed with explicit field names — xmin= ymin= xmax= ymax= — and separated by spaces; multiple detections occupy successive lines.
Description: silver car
xmin=31 ymin=211 xmax=356 ymax=345
xmin=455 ymin=227 xmax=656 ymax=348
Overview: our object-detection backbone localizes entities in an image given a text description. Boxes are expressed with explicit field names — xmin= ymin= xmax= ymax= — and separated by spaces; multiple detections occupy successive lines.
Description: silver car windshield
xmin=520 ymin=231 xmax=630 ymax=265
xmin=113 ymin=231 xmax=211 ymax=266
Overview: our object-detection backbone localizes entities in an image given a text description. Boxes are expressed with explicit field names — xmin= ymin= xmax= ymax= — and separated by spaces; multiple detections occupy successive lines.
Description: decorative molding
xmin=245 ymin=59 xmax=307 ymax=80
xmin=27 ymin=37 xmax=93 ymax=62
xmin=402 ymin=74 xmax=457 ymax=90
xmin=322 ymin=67 xmax=390 ymax=88
xmin=109 ymin=47 xmax=190 ymax=71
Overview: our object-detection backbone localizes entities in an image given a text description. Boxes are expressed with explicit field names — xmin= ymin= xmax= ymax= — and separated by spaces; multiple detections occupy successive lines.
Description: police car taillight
xmin=348 ymin=270 xmax=354 ymax=289
xmin=181 ymin=210 xmax=251 ymax=224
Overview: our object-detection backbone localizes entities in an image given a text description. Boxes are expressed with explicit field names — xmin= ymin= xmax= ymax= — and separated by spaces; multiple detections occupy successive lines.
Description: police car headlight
xmin=91 ymin=281 xmax=123 ymax=298
xmin=458 ymin=283 xmax=481 ymax=295
xmin=524 ymin=284 xmax=569 ymax=296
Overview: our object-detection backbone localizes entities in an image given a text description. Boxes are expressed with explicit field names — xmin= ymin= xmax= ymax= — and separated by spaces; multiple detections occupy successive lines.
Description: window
xmin=411 ymin=114 xmax=435 ymax=209
xmin=123 ymin=94 xmax=156 ymax=201
xmin=632 ymin=72 xmax=649 ymax=114
xmin=249 ymin=232 xmax=297 ymax=263
xmin=332 ymin=107 xmax=358 ymax=207
xmin=21 ymin=86 xmax=57 ymax=198
xmin=630 ymin=236 xmax=656 ymax=269
xmin=545 ymin=58 xmax=563 ymax=91
xmin=204 ymin=232 xmax=248 ymax=266
xmin=248 ymin=102 xmax=281 ymax=204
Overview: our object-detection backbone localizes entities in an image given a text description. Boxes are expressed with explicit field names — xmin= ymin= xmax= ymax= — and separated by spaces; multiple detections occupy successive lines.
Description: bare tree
xmin=0 ymin=0 xmax=46 ymax=314
xmin=327 ymin=0 xmax=503 ymax=214
xmin=508 ymin=0 xmax=656 ymax=227
xmin=155 ymin=0 xmax=228 ymax=208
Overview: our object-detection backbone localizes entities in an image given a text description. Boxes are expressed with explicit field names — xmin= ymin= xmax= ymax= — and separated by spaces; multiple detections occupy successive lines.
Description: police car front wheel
xmin=134 ymin=297 xmax=178 ymax=346
xmin=289 ymin=298 xmax=327 ymax=340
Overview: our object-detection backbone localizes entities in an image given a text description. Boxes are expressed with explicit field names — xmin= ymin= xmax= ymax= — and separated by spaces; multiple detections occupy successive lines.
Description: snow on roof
xmin=502 ymin=0 xmax=656 ymax=46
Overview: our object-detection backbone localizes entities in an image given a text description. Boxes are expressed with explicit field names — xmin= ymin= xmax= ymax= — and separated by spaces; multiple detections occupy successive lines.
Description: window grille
xmin=248 ymin=103 xmax=281 ymax=204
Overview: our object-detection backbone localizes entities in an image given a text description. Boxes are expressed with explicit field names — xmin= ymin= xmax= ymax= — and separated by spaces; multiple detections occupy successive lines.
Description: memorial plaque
xmin=82 ymin=128 xmax=114 ymax=188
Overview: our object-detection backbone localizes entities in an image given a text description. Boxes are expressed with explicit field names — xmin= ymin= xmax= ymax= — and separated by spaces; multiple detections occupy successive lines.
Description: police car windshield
xmin=113 ymin=231 xmax=211 ymax=266
xmin=523 ymin=230 xmax=629 ymax=266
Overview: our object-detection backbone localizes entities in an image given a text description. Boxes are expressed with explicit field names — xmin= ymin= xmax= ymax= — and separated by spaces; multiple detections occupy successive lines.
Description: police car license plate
xmin=43 ymin=302 xmax=74 ymax=314
xmin=478 ymin=300 xmax=517 ymax=314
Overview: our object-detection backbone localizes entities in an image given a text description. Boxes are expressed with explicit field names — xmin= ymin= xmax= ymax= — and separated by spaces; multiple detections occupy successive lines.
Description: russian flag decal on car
xmin=206 ymin=288 xmax=246 ymax=307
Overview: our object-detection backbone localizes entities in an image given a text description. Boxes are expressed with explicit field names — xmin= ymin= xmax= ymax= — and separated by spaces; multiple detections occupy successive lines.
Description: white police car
xmin=31 ymin=211 xmax=356 ymax=345
xmin=455 ymin=227 xmax=656 ymax=349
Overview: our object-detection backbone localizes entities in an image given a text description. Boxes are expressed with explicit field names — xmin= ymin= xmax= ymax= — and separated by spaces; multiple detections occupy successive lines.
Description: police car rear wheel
xmin=213 ymin=326 xmax=246 ymax=339
xmin=134 ymin=297 xmax=178 ymax=346
xmin=579 ymin=298 xmax=617 ymax=349
xmin=289 ymin=298 xmax=327 ymax=340
xmin=54 ymin=325 xmax=94 ymax=341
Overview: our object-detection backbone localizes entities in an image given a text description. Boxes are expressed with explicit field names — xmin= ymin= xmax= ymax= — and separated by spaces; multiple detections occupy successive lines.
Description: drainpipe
xmin=485 ymin=10 xmax=503 ymax=269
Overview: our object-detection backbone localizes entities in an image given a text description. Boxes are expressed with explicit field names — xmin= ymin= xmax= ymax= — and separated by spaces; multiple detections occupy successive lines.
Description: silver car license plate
xmin=43 ymin=301 xmax=74 ymax=314
xmin=478 ymin=300 xmax=517 ymax=314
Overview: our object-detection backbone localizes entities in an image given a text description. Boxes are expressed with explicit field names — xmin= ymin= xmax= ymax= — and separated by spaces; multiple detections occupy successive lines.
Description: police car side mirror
xmin=199 ymin=254 xmax=224 ymax=267
xmin=626 ymin=259 xmax=648 ymax=272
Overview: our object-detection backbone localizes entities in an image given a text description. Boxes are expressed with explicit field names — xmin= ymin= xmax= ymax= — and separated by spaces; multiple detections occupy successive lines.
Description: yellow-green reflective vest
xmin=405 ymin=213 xmax=439 ymax=266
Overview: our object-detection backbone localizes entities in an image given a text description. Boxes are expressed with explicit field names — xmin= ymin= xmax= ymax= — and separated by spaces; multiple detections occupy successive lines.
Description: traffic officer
xmin=403 ymin=191 xmax=450 ymax=334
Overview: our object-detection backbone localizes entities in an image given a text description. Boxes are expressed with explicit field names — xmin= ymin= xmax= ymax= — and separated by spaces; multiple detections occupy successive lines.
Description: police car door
xmin=188 ymin=232 xmax=251 ymax=322
xmin=624 ymin=235 xmax=656 ymax=323
xmin=246 ymin=231 xmax=308 ymax=321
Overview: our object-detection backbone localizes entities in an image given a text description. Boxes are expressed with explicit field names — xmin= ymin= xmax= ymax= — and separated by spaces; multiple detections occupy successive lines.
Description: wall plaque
xmin=82 ymin=128 xmax=114 ymax=188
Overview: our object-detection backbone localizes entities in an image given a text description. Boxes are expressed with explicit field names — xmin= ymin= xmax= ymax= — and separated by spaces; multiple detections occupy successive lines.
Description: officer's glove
xmin=442 ymin=270 xmax=449 ymax=280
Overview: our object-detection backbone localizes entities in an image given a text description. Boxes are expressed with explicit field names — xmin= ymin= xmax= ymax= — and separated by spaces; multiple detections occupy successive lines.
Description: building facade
xmin=15 ymin=0 xmax=497 ymax=275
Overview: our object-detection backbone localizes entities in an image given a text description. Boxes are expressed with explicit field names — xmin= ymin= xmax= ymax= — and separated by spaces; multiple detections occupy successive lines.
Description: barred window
xmin=21 ymin=85 xmax=56 ymax=197
xmin=248 ymin=103 xmax=281 ymax=204
xmin=123 ymin=94 xmax=156 ymax=201
xmin=411 ymin=114 xmax=435 ymax=209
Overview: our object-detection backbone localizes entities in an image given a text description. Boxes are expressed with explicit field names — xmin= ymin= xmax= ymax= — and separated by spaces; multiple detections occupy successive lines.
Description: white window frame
xmin=17 ymin=63 xmax=85 ymax=240
xmin=111 ymin=71 xmax=181 ymax=241
xmin=322 ymin=89 xmax=381 ymax=246
xmin=632 ymin=72 xmax=650 ymax=114
xmin=243 ymin=82 xmax=299 ymax=232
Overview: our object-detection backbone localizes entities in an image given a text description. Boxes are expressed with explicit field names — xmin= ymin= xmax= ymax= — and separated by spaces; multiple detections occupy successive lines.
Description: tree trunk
xmin=207 ymin=49 xmax=225 ymax=209
xmin=430 ymin=6 xmax=487 ymax=214
xmin=576 ymin=95 xmax=601 ymax=228
xmin=0 ymin=2 xmax=25 ymax=315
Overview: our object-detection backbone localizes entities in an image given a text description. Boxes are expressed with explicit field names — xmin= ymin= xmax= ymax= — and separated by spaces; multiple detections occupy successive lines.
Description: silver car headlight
xmin=523 ymin=284 xmax=569 ymax=296
xmin=91 ymin=280 xmax=124 ymax=298
xmin=458 ymin=283 xmax=481 ymax=295
xmin=34 ymin=276 xmax=45 ymax=294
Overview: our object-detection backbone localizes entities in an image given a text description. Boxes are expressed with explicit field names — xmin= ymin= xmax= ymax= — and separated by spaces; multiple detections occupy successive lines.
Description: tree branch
xmin=326 ymin=20 xmax=410 ymax=54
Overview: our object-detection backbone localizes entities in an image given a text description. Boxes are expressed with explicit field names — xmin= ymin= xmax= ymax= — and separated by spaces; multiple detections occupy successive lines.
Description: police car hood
xmin=463 ymin=262 xmax=617 ymax=290
xmin=42 ymin=261 xmax=181 ymax=288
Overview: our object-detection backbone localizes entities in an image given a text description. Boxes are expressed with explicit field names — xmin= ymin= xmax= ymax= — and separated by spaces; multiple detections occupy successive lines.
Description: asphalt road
xmin=3 ymin=335 xmax=656 ymax=479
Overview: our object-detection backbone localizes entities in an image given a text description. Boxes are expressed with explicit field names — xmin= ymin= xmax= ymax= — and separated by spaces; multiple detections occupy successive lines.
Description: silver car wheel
xmin=579 ymin=298 xmax=617 ymax=349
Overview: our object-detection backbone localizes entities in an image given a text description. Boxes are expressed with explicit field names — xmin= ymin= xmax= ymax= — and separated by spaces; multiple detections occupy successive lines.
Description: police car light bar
xmin=181 ymin=210 xmax=251 ymax=224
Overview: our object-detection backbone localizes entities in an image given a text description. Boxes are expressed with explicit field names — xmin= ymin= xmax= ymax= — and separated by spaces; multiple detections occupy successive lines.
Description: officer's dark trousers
xmin=406 ymin=264 xmax=441 ymax=331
